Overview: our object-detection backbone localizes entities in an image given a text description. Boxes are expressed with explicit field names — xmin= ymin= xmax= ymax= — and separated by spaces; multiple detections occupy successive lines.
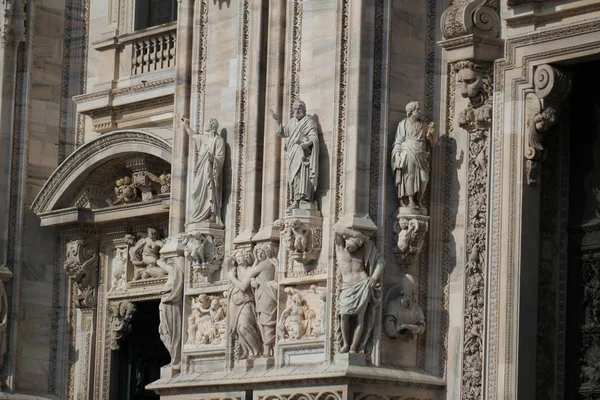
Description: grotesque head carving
xmin=453 ymin=61 xmax=491 ymax=109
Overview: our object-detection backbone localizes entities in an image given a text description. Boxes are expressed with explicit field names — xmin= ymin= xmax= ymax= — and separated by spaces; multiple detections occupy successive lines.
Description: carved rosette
xmin=109 ymin=301 xmax=136 ymax=350
xmin=182 ymin=229 xmax=225 ymax=281
xmin=394 ymin=210 xmax=430 ymax=268
xmin=525 ymin=64 xmax=571 ymax=185
xmin=64 ymin=239 xmax=99 ymax=308
xmin=441 ymin=0 xmax=500 ymax=40
xmin=274 ymin=215 xmax=322 ymax=266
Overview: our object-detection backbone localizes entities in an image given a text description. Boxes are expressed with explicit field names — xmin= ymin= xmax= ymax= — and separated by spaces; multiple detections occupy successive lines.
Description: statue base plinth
xmin=186 ymin=221 xmax=224 ymax=231
xmin=253 ymin=356 xmax=274 ymax=372
xmin=182 ymin=227 xmax=225 ymax=284
xmin=160 ymin=365 xmax=180 ymax=379
xmin=234 ymin=358 xmax=254 ymax=373
xmin=334 ymin=352 xmax=366 ymax=366
xmin=394 ymin=210 xmax=430 ymax=268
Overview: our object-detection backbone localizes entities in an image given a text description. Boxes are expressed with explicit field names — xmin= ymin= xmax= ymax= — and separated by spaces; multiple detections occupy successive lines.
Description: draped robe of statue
xmin=253 ymin=259 xmax=278 ymax=352
xmin=337 ymin=239 xmax=384 ymax=352
xmin=277 ymin=115 xmax=319 ymax=203
xmin=227 ymin=265 xmax=262 ymax=359
xmin=157 ymin=256 xmax=184 ymax=369
xmin=190 ymin=133 xmax=225 ymax=224
xmin=391 ymin=118 xmax=430 ymax=204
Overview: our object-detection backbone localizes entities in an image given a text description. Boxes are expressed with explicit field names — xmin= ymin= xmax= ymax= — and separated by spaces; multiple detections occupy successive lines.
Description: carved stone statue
xmin=110 ymin=301 xmax=136 ymax=350
xmin=114 ymin=176 xmax=138 ymax=205
xmin=226 ymin=249 xmax=262 ymax=360
xmin=64 ymin=239 xmax=98 ymax=308
xmin=229 ymin=244 xmax=278 ymax=357
xmin=183 ymin=117 xmax=225 ymax=226
xmin=334 ymin=226 xmax=384 ymax=354
xmin=278 ymin=287 xmax=316 ymax=340
xmin=129 ymin=228 xmax=168 ymax=280
xmin=454 ymin=61 xmax=493 ymax=128
xmin=157 ymin=250 xmax=184 ymax=371
xmin=271 ymin=100 xmax=319 ymax=210
xmin=111 ymin=246 xmax=128 ymax=291
xmin=383 ymin=274 xmax=425 ymax=341
xmin=186 ymin=294 xmax=227 ymax=346
xmin=391 ymin=101 xmax=434 ymax=209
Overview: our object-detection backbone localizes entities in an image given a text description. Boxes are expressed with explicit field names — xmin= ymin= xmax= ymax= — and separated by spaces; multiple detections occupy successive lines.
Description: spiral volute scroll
xmin=534 ymin=64 xmax=571 ymax=102
xmin=441 ymin=0 xmax=500 ymax=40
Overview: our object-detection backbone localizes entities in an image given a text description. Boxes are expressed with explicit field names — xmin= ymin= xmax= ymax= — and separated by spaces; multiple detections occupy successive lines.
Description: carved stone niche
xmin=277 ymin=285 xmax=327 ymax=341
xmin=185 ymin=293 xmax=227 ymax=347
xmin=182 ymin=229 xmax=225 ymax=283
xmin=394 ymin=209 xmax=430 ymax=268
xmin=110 ymin=301 xmax=136 ymax=350
xmin=64 ymin=239 xmax=99 ymax=308
xmin=525 ymin=64 xmax=571 ymax=185
xmin=383 ymin=273 xmax=425 ymax=341
xmin=274 ymin=212 xmax=323 ymax=268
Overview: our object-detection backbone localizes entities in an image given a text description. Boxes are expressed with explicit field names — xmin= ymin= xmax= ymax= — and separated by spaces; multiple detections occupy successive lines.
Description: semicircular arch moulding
xmin=31 ymin=129 xmax=172 ymax=215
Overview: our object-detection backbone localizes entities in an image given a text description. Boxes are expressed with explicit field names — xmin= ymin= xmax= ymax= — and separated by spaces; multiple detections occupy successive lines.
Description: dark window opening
xmin=135 ymin=0 xmax=177 ymax=31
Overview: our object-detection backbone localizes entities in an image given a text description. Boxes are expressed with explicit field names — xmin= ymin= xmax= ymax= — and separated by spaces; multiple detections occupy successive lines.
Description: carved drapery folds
xmin=525 ymin=64 xmax=571 ymax=185
xmin=128 ymin=228 xmax=168 ymax=281
xmin=441 ymin=0 xmax=500 ymax=40
xmin=64 ymin=239 xmax=99 ymax=308
xmin=278 ymin=286 xmax=326 ymax=341
xmin=110 ymin=301 xmax=136 ymax=350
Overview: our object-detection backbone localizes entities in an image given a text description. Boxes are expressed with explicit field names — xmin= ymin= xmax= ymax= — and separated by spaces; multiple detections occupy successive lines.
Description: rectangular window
xmin=134 ymin=0 xmax=177 ymax=30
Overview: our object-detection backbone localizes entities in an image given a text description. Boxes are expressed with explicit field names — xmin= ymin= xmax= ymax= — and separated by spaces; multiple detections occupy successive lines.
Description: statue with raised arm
xmin=271 ymin=100 xmax=319 ymax=210
xmin=334 ymin=226 xmax=385 ymax=354
xmin=183 ymin=117 xmax=225 ymax=226
xmin=226 ymin=249 xmax=262 ymax=359
xmin=391 ymin=101 xmax=435 ymax=209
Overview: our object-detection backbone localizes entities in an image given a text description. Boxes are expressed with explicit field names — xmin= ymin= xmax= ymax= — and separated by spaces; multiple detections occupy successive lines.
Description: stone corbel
xmin=274 ymin=217 xmax=322 ymax=266
xmin=441 ymin=0 xmax=500 ymax=40
xmin=439 ymin=0 xmax=503 ymax=63
xmin=182 ymin=230 xmax=225 ymax=281
xmin=394 ymin=214 xmax=429 ymax=268
xmin=109 ymin=301 xmax=136 ymax=350
xmin=525 ymin=64 xmax=571 ymax=185
xmin=64 ymin=239 xmax=99 ymax=308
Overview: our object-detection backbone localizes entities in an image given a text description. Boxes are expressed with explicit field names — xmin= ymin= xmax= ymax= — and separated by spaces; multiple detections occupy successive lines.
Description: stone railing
xmin=124 ymin=25 xmax=177 ymax=76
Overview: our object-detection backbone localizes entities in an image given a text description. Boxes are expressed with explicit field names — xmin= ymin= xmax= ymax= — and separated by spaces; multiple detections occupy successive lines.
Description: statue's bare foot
xmin=408 ymin=201 xmax=417 ymax=209
xmin=339 ymin=345 xmax=349 ymax=353
xmin=349 ymin=347 xmax=357 ymax=354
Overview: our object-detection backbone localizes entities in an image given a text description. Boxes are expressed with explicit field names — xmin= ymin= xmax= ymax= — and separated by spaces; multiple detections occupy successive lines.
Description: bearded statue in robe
xmin=183 ymin=117 xmax=225 ymax=226
xmin=391 ymin=101 xmax=435 ymax=209
xmin=271 ymin=100 xmax=319 ymax=210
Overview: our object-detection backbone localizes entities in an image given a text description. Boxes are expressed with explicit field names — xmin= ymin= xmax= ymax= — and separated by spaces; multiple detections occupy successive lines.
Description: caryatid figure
xmin=391 ymin=102 xmax=435 ymax=209
xmin=334 ymin=227 xmax=385 ymax=354
xmin=271 ymin=100 xmax=319 ymax=210
xmin=183 ymin=117 xmax=225 ymax=225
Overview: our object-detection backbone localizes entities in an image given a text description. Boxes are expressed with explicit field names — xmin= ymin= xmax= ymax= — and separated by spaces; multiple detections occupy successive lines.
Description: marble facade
xmin=0 ymin=0 xmax=599 ymax=399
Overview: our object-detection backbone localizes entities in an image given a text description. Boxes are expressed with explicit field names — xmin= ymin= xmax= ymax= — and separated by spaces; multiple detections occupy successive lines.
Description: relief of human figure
xmin=383 ymin=274 xmax=425 ymax=341
xmin=271 ymin=100 xmax=319 ymax=210
xmin=278 ymin=288 xmax=316 ymax=340
xmin=156 ymin=253 xmax=184 ymax=371
xmin=129 ymin=228 xmax=168 ymax=280
xmin=391 ymin=101 xmax=435 ymax=209
xmin=183 ymin=117 xmax=225 ymax=226
xmin=334 ymin=226 xmax=385 ymax=354
xmin=226 ymin=249 xmax=262 ymax=359
xmin=229 ymin=243 xmax=278 ymax=357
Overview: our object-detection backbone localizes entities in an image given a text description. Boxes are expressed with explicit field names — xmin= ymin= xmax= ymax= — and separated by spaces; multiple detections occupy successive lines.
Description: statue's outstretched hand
xmin=270 ymin=109 xmax=280 ymax=123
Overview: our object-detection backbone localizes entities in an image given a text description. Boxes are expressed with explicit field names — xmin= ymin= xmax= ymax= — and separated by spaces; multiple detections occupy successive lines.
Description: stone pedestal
xmin=183 ymin=221 xmax=225 ymax=283
xmin=394 ymin=208 xmax=430 ymax=268
xmin=275 ymin=206 xmax=323 ymax=268
xmin=253 ymin=356 xmax=275 ymax=372
xmin=334 ymin=352 xmax=367 ymax=367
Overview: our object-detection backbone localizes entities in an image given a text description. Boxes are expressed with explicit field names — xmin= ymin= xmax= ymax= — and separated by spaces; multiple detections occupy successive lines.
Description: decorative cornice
xmin=31 ymin=130 xmax=172 ymax=214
